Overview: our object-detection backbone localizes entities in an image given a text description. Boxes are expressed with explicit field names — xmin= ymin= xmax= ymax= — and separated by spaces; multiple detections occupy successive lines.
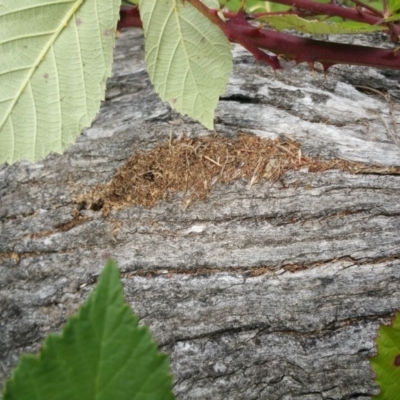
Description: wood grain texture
xmin=1 ymin=29 xmax=400 ymax=399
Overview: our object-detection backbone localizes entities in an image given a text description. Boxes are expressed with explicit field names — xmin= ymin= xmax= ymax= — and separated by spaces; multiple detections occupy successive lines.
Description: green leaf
xmin=139 ymin=0 xmax=232 ymax=130
xmin=3 ymin=259 xmax=175 ymax=400
xmin=0 ymin=0 xmax=120 ymax=165
xmin=389 ymin=0 xmax=400 ymax=13
xmin=370 ymin=312 xmax=400 ymax=399
xmin=260 ymin=15 xmax=385 ymax=34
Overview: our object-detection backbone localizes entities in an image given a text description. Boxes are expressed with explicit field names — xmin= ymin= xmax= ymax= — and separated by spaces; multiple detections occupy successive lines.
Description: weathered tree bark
xmin=1 ymin=29 xmax=400 ymax=399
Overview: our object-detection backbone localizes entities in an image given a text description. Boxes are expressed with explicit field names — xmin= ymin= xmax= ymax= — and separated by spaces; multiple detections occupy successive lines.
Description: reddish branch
xmin=118 ymin=6 xmax=142 ymax=30
xmin=119 ymin=2 xmax=400 ymax=72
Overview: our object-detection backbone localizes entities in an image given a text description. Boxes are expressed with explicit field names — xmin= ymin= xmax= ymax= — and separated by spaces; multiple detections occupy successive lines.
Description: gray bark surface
xmin=2 ymin=29 xmax=400 ymax=399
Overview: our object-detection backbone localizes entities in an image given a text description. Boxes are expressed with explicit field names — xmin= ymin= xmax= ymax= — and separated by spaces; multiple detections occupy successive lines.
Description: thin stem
xmin=383 ymin=0 xmax=389 ymax=14
xmin=252 ymin=10 xmax=319 ymax=17
xmin=348 ymin=0 xmax=383 ymax=17
xmin=262 ymin=0 xmax=390 ymax=26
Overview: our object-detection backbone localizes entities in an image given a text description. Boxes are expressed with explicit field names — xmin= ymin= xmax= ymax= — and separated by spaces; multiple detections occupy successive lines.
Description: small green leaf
xmin=139 ymin=0 xmax=233 ymax=129
xmin=3 ymin=260 xmax=175 ymax=400
xmin=370 ymin=312 xmax=400 ymax=400
xmin=0 ymin=0 xmax=120 ymax=165
xmin=389 ymin=0 xmax=400 ymax=13
xmin=260 ymin=15 xmax=385 ymax=34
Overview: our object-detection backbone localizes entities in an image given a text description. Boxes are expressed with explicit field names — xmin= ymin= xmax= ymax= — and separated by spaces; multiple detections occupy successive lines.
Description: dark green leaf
xmin=370 ymin=312 xmax=400 ymax=400
xmin=3 ymin=260 xmax=174 ymax=400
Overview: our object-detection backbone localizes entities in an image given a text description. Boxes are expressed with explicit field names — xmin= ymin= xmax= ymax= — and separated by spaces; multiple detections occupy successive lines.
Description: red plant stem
xmin=118 ymin=6 xmax=142 ymax=30
xmin=249 ymin=23 xmax=400 ymax=70
xmin=387 ymin=21 xmax=399 ymax=41
xmin=189 ymin=0 xmax=400 ymax=70
xmin=119 ymin=3 xmax=400 ymax=71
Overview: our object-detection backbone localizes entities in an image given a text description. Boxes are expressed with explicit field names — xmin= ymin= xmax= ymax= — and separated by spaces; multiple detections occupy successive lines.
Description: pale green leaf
xmin=139 ymin=0 xmax=232 ymax=130
xmin=0 ymin=0 xmax=120 ymax=165
xmin=260 ymin=15 xmax=385 ymax=34
xmin=3 ymin=259 xmax=175 ymax=400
